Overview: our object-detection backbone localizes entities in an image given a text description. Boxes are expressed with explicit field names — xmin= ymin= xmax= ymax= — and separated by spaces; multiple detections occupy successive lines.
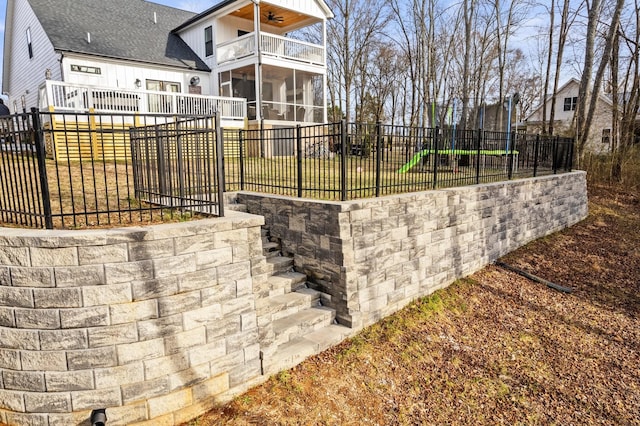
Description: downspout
xmin=322 ymin=18 xmax=328 ymax=124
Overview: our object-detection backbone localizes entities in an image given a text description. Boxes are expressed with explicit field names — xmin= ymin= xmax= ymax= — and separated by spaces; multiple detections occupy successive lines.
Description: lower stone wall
xmin=238 ymin=171 xmax=588 ymax=330
xmin=0 ymin=172 xmax=588 ymax=425
xmin=0 ymin=212 xmax=267 ymax=425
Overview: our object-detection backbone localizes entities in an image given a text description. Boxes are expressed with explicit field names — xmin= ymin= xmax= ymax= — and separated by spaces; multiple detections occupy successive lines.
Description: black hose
xmin=495 ymin=261 xmax=573 ymax=294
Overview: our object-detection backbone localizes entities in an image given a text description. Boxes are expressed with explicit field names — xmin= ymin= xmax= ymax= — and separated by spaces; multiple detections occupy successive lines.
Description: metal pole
xmin=553 ymin=135 xmax=559 ymax=174
xmin=296 ymin=124 xmax=302 ymax=198
xmin=432 ymin=126 xmax=439 ymax=189
xmin=340 ymin=120 xmax=347 ymax=201
xmin=239 ymin=130 xmax=245 ymax=190
xmin=533 ymin=134 xmax=540 ymax=177
xmin=505 ymin=96 xmax=512 ymax=153
xmin=215 ymin=113 xmax=225 ymax=217
xmin=475 ymin=128 xmax=482 ymax=185
xmin=508 ymin=130 xmax=515 ymax=180
xmin=375 ymin=121 xmax=382 ymax=197
xmin=31 ymin=108 xmax=53 ymax=229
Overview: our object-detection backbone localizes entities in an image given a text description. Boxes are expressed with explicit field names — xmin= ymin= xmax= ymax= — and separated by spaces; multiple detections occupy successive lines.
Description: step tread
xmin=257 ymin=291 xmax=316 ymax=317
xmin=272 ymin=307 xmax=334 ymax=347
xmin=268 ymin=272 xmax=307 ymax=285
xmin=263 ymin=242 xmax=280 ymax=250
xmin=266 ymin=256 xmax=294 ymax=271
xmin=262 ymin=323 xmax=351 ymax=375
xmin=272 ymin=306 xmax=333 ymax=334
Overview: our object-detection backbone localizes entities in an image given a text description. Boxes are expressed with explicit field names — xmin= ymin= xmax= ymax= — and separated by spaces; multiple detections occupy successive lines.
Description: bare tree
xmin=460 ymin=0 xmax=477 ymax=128
xmin=548 ymin=0 xmax=576 ymax=136
xmin=613 ymin=0 xmax=640 ymax=181
xmin=326 ymin=0 xmax=388 ymax=123
xmin=576 ymin=0 xmax=626 ymax=161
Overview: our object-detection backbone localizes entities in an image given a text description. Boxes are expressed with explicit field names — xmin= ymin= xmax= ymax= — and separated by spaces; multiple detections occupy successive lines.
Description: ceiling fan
xmin=265 ymin=11 xmax=284 ymax=23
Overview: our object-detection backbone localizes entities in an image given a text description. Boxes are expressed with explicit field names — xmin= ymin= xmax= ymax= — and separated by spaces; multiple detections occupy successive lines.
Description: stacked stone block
xmin=0 ymin=172 xmax=588 ymax=425
xmin=0 ymin=212 xmax=265 ymax=425
xmin=239 ymin=171 xmax=588 ymax=330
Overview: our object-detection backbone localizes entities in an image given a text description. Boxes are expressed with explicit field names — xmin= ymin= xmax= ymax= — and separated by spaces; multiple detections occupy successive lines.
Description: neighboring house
xmin=525 ymin=78 xmax=615 ymax=154
xmin=2 ymin=0 xmax=332 ymax=127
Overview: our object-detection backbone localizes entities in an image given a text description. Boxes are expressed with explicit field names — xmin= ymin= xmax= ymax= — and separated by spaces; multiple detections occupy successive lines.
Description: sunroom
xmin=199 ymin=0 xmax=333 ymax=126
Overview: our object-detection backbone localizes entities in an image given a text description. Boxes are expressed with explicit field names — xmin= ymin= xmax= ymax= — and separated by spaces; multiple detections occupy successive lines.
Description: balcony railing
xmin=38 ymin=81 xmax=247 ymax=122
xmin=217 ymin=32 xmax=325 ymax=65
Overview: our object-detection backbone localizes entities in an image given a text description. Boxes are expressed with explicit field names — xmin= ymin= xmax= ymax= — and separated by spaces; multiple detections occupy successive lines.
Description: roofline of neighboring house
xmin=172 ymin=0 xmax=334 ymax=33
xmin=56 ymin=49 xmax=212 ymax=73
xmin=525 ymin=77 xmax=616 ymax=121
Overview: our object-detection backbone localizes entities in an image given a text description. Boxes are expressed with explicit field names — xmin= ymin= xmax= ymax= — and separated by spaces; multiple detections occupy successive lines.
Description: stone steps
xmin=266 ymin=255 xmax=294 ymax=274
xmin=257 ymin=225 xmax=352 ymax=377
xmin=262 ymin=324 xmax=352 ymax=375
xmin=265 ymin=271 xmax=307 ymax=296
xmin=272 ymin=305 xmax=334 ymax=347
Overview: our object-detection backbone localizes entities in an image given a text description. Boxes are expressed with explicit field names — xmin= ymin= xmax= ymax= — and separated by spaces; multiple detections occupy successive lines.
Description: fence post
xmin=239 ymin=129 xmax=245 ymax=191
xmin=340 ymin=120 xmax=348 ymax=201
xmin=568 ymin=138 xmax=575 ymax=172
xmin=553 ymin=135 xmax=559 ymax=174
xmin=175 ymin=118 xmax=185 ymax=210
xmin=475 ymin=128 xmax=482 ymax=185
xmin=215 ymin=113 xmax=225 ymax=217
xmin=296 ymin=124 xmax=303 ymax=198
xmin=375 ymin=121 xmax=382 ymax=197
xmin=533 ymin=134 xmax=540 ymax=177
xmin=31 ymin=108 xmax=53 ymax=229
xmin=432 ymin=126 xmax=439 ymax=190
xmin=508 ymin=130 xmax=515 ymax=180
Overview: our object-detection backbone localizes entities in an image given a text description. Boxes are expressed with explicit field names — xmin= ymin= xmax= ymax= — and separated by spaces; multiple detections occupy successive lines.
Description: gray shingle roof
xmin=27 ymin=0 xmax=210 ymax=71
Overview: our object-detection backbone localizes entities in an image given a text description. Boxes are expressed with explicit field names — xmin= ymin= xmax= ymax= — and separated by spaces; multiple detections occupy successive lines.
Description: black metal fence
xmin=223 ymin=121 xmax=574 ymax=200
xmin=0 ymin=110 xmax=223 ymax=229
xmin=1 ymin=111 xmax=574 ymax=229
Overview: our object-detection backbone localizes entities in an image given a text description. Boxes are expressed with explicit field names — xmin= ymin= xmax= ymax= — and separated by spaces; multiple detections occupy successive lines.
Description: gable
xmin=25 ymin=0 xmax=210 ymax=71
xmin=526 ymin=78 xmax=614 ymax=123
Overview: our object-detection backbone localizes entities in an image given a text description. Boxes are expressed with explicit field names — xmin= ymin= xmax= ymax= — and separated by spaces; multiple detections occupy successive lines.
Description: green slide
xmin=397 ymin=149 xmax=518 ymax=173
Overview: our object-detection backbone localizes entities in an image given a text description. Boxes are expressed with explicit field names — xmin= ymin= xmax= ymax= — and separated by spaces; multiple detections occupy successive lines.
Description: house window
xmin=238 ymin=30 xmax=249 ymax=37
xmin=205 ymin=26 xmax=213 ymax=57
xmin=602 ymin=128 xmax=611 ymax=144
xmin=26 ymin=28 xmax=33 ymax=59
xmin=563 ymin=96 xmax=577 ymax=111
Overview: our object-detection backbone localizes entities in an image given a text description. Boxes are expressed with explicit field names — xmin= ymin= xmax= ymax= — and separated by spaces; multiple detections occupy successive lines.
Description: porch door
xmin=146 ymin=80 xmax=181 ymax=113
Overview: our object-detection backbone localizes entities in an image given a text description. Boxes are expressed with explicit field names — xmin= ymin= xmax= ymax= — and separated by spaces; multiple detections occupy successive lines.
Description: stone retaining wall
xmin=238 ymin=171 xmax=588 ymax=330
xmin=0 ymin=172 xmax=588 ymax=425
xmin=0 ymin=212 xmax=267 ymax=425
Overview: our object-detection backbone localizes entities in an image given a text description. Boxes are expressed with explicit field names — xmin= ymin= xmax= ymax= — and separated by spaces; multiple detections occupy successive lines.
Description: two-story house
xmin=2 ymin=0 xmax=332 ymax=128
xmin=524 ymin=78 xmax=616 ymax=154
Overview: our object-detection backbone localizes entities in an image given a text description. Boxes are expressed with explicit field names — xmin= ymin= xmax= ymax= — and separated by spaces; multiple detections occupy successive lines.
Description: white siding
xmin=61 ymin=55 xmax=211 ymax=95
xmin=179 ymin=19 xmax=219 ymax=94
xmin=5 ymin=0 xmax=61 ymax=111
xmin=216 ymin=15 xmax=258 ymax=43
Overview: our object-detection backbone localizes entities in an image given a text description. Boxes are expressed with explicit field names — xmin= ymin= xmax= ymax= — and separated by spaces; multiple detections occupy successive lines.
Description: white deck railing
xmin=217 ymin=32 xmax=325 ymax=65
xmin=38 ymin=81 xmax=247 ymax=121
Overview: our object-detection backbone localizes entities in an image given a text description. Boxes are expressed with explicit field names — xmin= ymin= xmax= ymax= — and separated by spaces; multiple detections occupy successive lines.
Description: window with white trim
xmin=205 ymin=26 xmax=213 ymax=57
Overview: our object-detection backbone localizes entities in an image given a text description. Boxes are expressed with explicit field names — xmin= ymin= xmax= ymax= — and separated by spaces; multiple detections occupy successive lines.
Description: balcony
xmin=217 ymin=32 xmax=325 ymax=66
xmin=38 ymin=81 xmax=247 ymax=125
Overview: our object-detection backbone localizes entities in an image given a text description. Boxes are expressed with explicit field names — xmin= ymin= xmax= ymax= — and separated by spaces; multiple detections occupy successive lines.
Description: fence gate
xmin=130 ymin=114 xmax=225 ymax=217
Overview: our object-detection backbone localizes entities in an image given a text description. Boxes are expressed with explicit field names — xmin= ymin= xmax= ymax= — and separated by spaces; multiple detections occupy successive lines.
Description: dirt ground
xmin=189 ymin=182 xmax=640 ymax=426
